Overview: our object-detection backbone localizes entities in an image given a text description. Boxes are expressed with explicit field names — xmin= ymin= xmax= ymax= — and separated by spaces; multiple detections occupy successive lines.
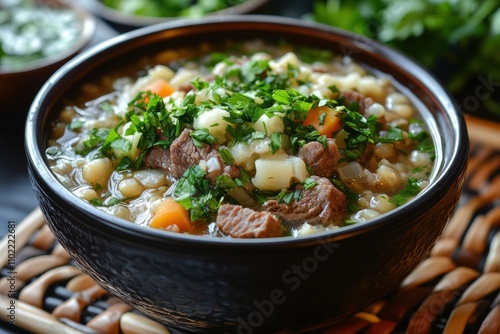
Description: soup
xmin=46 ymin=40 xmax=435 ymax=238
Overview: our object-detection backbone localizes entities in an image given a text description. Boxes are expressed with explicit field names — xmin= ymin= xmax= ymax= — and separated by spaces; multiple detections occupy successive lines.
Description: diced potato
xmin=357 ymin=76 xmax=383 ymax=101
xmin=150 ymin=198 xmax=164 ymax=215
xmin=316 ymin=73 xmax=342 ymax=88
xmin=148 ymin=65 xmax=175 ymax=81
xmin=250 ymin=52 xmax=272 ymax=62
xmin=253 ymin=138 xmax=272 ymax=155
xmin=169 ymin=68 xmax=199 ymax=90
xmin=253 ymin=154 xmax=294 ymax=191
xmin=253 ymin=114 xmax=285 ymax=135
xmin=269 ymin=52 xmax=300 ymax=73
xmin=212 ymin=62 xmax=228 ymax=76
xmin=290 ymin=157 xmax=309 ymax=183
xmin=165 ymin=91 xmax=186 ymax=106
xmin=230 ymin=143 xmax=256 ymax=171
xmin=193 ymin=107 xmax=231 ymax=143
xmin=341 ymin=72 xmax=360 ymax=90
xmin=82 ymin=157 xmax=113 ymax=187
xmin=113 ymin=122 xmax=143 ymax=160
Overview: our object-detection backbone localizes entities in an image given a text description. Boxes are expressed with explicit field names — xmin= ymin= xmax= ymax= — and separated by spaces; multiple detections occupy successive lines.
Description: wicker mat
xmin=0 ymin=116 xmax=499 ymax=334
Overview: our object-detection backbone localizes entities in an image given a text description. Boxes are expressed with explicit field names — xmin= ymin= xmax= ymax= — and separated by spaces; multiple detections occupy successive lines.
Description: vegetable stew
xmin=46 ymin=40 xmax=435 ymax=238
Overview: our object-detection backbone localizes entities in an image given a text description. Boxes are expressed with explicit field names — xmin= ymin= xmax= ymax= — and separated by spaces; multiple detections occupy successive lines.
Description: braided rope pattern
xmin=324 ymin=142 xmax=500 ymax=334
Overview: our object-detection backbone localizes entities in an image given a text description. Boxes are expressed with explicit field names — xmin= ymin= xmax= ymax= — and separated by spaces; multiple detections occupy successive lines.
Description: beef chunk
xmin=144 ymin=127 xmax=238 ymax=182
xmin=298 ymin=139 xmax=339 ymax=178
xmin=143 ymin=130 xmax=171 ymax=170
xmin=340 ymin=90 xmax=374 ymax=115
xmin=216 ymin=204 xmax=283 ymax=238
xmin=263 ymin=176 xmax=347 ymax=228
xmin=143 ymin=146 xmax=172 ymax=170
xmin=169 ymin=128 xmax=224 ymax=179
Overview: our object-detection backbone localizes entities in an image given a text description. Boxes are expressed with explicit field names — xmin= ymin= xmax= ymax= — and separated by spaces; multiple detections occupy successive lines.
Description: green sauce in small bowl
xmin=0 ymin=0 xmax=83 ymax=71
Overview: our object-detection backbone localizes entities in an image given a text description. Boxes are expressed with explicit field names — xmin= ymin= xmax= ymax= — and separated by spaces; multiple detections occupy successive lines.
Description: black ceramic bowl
xmin=25 ymin=16 xmax=469 ymax=333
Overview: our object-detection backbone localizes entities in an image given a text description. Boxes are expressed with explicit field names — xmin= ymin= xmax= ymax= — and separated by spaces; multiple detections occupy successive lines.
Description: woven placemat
xmin=1 ymin=116 xmax=499 ymax=334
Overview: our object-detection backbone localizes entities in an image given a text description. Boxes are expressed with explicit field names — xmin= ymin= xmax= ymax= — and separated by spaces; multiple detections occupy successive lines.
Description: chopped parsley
xmin=190 ymin=128 xmax=217 ymax=147
xmin=173 ymin=165 xmax=224 ymax=222
xmin=337 ymin=109 xmax=380 ymax=160
xmin=277 ymin=189 xmax=302 ymax=205
xmin=78 ymin=128 xmax=110 ymax=156
xmin=303 ymin=177 xmax=318 ymax=190
xmin=219 ymin=147 xmax=235 ymax=165
xmin=380 ymin=126 xmax=404 ymax=143
xmin=269 ymin=132 xmax=284 ymax=154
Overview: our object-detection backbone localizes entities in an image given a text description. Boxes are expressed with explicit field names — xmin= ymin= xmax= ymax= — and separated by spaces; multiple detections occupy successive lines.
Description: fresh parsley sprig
xmin=336 ymin=108 xmax=380 ymax=160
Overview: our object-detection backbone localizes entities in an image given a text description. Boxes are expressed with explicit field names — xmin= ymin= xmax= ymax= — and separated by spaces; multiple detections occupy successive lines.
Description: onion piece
xmin=337 ymin=162 xmax=363 ymax=181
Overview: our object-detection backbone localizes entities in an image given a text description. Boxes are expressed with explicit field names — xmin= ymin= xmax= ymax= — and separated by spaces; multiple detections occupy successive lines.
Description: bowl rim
xmin=26 ymin=15 xmax=469 ymax=248
xmin=85 ymin=0 xmax=270 ymax=28
xmin=0 ymin=0 xmax=97 ymax=75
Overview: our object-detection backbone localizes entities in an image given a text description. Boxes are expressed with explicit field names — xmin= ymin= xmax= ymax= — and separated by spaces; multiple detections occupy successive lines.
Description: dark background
xmin=0 ymin=0 xmax=313 ymax=236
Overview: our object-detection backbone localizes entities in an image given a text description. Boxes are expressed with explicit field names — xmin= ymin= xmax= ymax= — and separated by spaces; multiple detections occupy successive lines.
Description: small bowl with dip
xmin=0 ymin=0 xmax=96 ymax=112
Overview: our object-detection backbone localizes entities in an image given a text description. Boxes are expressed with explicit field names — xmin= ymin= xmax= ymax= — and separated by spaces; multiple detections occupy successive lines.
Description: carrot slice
xmin=303 ymin=105 xmax=341 ymax=137
xmin=144 ymin=79 xmax=175 ymax=98
xmin=150 ymin=198 xmax=191 ymax=233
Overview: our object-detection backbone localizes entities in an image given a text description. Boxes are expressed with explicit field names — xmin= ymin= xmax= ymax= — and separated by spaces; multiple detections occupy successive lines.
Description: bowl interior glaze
xmin=25 ymin=16 xmax=469 ymax=333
